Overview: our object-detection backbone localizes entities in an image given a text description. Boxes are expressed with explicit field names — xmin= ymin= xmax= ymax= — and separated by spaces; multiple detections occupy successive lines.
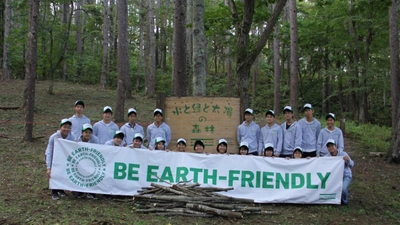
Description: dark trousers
xmin=303 ymin=151 xmax=317 ymax=158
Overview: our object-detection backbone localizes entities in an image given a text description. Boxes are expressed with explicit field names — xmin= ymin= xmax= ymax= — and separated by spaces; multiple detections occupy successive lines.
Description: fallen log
xmin=186 ymin=203 xmax=243 ymax=219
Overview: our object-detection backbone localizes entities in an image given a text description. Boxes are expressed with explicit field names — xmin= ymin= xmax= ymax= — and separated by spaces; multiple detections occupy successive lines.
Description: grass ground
xmin=1 ymin=80 xmax=400 ymax=225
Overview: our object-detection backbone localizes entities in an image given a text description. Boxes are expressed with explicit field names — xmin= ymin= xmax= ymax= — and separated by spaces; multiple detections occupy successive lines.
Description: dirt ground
xmin=1 ymin=80 xmax=400 ymax=224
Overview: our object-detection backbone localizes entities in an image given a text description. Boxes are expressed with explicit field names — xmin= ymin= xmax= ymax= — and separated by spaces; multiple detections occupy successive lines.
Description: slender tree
xmin=115 ymin=0 xmax=129 ymax=122
xmin=101 ymin=0 xmax=109 ymax=88
xmin=173 ymin=0 xmax=187 ymax=97
xmin=146 ymin=0 xmax=156 ymax=98
xmin=388 ymin=0 xmax=400 ymax=162
xmin=2 ymin=0 xmax=11 ymax=80
xmin=273 ymin=13 xmax=281 ymax=115
xmin=289 ymin=0 xmax=299 ymax=117
xmin=193 ymin=0 xmax=206 ymax=96
xmin=24 ymin=0 xmax=39 ymax=142
xmin=186 ymin=0 xmax=193 ymax=96
xmin=227 ymin=0 xmax=287 ymax=117
xmin=137 ymin=0 xmax=145 ymax=92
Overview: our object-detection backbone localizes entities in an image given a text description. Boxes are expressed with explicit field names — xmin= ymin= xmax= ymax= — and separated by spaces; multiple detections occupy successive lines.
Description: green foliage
xmin=345 ymin=121 xmax=391 ymax=153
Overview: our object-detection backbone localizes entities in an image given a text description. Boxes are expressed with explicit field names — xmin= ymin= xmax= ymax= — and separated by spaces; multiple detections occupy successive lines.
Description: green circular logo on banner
xmin=66 ymin=147 xmax=106 ymax=187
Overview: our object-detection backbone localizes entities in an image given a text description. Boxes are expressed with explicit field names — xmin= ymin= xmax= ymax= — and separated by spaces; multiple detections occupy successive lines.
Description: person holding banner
xmin=263 ymin=143 xmax=275 ymax=157
xmin=45 ymin=118 xmax=76 ymax=200
xmin=237 ymin=108 xmax=260 ymax=156
xmin=298 ymin=103 xmax=321 ymax=158
xmin=281 ymin=106 xmax=303 ymax=158
xmin=317 ymin=113 xmax=344 ymax=157
xmin=69 ymin=100 xmax=91 ymax=139
xmin=93 ymin=106 xmax=119 ymax=144
xmin=326 ymin=139 xmax=354 ymax=205
xmin=194 ymin=140 xmax=207 ymax=154
xmin=239 ymin=142 xmax=250 ymax=155
xmin=75 ymin=123 xmax=99 ymax=144
xmin=147 ymin=109 xmax=171 ymax=150
xmin=259 ymin=110 xmax=283 ymax=157
xmin=128 ymin=133 xmax=147 ymax=149
xmin=216 ymin=139 xmax=228 ymax=154
xmin=104 ymin=131 xmax=124 ymax=146
xmin=292 ymin=147 xmax=304 ymax=159
xmin=154 ymin=137 xmax=166 ymax=150
xmin=120 ymin=108 xmax=144 ymax=146
xmin=175 ymin=138 xmax=186 ymax=152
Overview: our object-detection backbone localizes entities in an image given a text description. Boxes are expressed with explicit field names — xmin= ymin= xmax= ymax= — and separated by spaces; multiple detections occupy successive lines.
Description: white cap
xmin=218 ymin=139 xmax=228 ymax=145
xmin=266 ymin=110 xmax=275 ymax=117
xmin=133 ymin=133 xmax=144 ymax=141
xmin=176 ymin=138 xmax=186 ymax=145
xmin=303 ymin=103 xmax=312 ymax=109
xmin=155 ymin=137 xmax=165 ymax=144
xmin=60 ymin=118 xmax=72 ymax=126
xmin=127 ymin=108 xmax=137 ymax=116
xmin=294 ymin=147 xmax=303 ymax=152
xmin=326 ymin=139 xmax=337 ymax=146
xmin=326 ymin=113 xmax=336 ymax=120
xmin=103 ymin=106 xmax=113 ymax=113
xmin=283 ymin=106 xmax=293 ymax=112
xmin=113 ymin=130 xmax=124 ymax=138
xmin=264 ymin=143 xmax=274 ymax=150
xmin=82 ymin=123 xmax=93 ymax=131
xmin=154 ymin=108 xmax=163 ymax=116
xmin=244 ymin=108 xmax=254 ymax=115
xmin=239 ymin=142 xmax=249 ymax=149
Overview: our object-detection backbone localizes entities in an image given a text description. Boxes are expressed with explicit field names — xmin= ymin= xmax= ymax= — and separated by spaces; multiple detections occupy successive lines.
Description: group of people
xmin=45 ymin=100 xmax=353 ymax=205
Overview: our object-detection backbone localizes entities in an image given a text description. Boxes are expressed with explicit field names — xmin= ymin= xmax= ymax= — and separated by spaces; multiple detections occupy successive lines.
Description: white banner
xmin=50 ymin=139 xmax=344 ymax=204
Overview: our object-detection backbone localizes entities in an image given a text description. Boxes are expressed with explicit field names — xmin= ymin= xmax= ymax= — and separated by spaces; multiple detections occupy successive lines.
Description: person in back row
xmin=69 ymin=100 xmax=91 ymax=139
xmin=45 ymin=118 xmax=76 ymax=200
xmin=93 ymin=106 xmax=119 ymax=144
xmin=147 ymin=109 xmax=171 ymax=150
xmin=237 ymin=108 xmax=260 ymax=155
xmin=298 ymin=103 xmax=321 ymax=157
xmin=120 ymin=108 xmax=144 ymax=146
xmin=280 ymin=106 xmax=302 ymax=158
xmin=317 ymin=113 xmax=344 ymax=157
xmin=259 ymin=110 xmax=283 ymax=156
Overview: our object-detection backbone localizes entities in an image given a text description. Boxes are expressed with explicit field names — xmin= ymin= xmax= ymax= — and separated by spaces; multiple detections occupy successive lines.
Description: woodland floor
xmin=0 ymin=80 xmax=400 ymax=225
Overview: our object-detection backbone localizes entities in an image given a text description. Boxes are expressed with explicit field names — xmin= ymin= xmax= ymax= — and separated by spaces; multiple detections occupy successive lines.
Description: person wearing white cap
xmin=105 ymin=131 xmax=125 ymax=146
xmin=239 ymin=142 xmax=250 ymax=155
xmin=120 ymin=108 xmax=144 ymax=146
xmin=263 ymin=143 xmax=274 ymax=157
xmin=45 ymin=118 xmax=76 ymax=200
xmin=128 ymin=133 xmax=147 ymax=149
xmin=69 ymin=100 xmax=91 ymax=139
xmin=175 ymin=138 xmax=187 ymax=152
xmin=147 ymin=108 xmax=171 ymax=150
xmin=316 ymin=113 xmax=344 ymax=157
xmin=281 ymin=106 xmax=303 ymax=158
xmin=298 ymin=103 xmax=321 ymax=157
xmin=325 ymin=139 xmax=354 ymax=205
xmin=75 ymin=123 xmax=99 ymax=144
xmin=93 ymin=106 xmax=119 ymax=144
xmin=153 ymin=137 xmax=166 ymax=150
xmin=259 ymin=110 xmax=283 ymax=156
xmin=237 ymin=108 xmax=260 ymax=155
xmin=216 ymin=139 xmax=228 ymax=154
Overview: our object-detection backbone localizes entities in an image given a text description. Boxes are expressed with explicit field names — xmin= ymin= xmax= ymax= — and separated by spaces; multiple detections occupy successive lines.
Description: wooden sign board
xmin=164 ymin=97 xmax=240 ymax=154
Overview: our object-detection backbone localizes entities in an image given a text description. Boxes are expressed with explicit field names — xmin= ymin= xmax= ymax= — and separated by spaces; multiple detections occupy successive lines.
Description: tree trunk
xmin=289 ymin=0 xmax=299 ymax=118
xmin=173 ymin=0 xmax=187 ymax=97
xmin=228 ymin=0 xmax=287 ymax=118
xmin=389 ymin=0 xmax=399 ymax=128
xmin=24 ymin=0 xmax=39 ymax=142
xmin=115 ymin=0 xmax=129 ymax=122
xmin=76 ymin=0 xmax=82 ymax=80
xmin=62 ymin=0 xmax=69 ymax=80
xmin=2 ymin=0 xmax=11 ymax=80
xmin=273 ymin=8 xmax=281 ymax=115
xmin=146 ymin=0 xmax=156 ymax=98
xmin=324 ymin=49 xmax=330 ymax=113
xmin=192 ymin=0 xmax=206 ymax=96
xmin=137 ymin=0 xmax=145 ymax=92
xmin=186 ymin=0 xmax=192 ymax=96
xmin=109 ymin=0 xmax=117 ymax=76
xmin=101 ymin=0 xmax=109 ymax=88
xmin=226 ymin=44 xmax=232 ymax=97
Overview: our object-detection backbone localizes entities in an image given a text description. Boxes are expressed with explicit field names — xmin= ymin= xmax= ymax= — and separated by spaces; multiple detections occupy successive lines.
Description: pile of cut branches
xmin=132 ymin=182 xmax=279 ymax=218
